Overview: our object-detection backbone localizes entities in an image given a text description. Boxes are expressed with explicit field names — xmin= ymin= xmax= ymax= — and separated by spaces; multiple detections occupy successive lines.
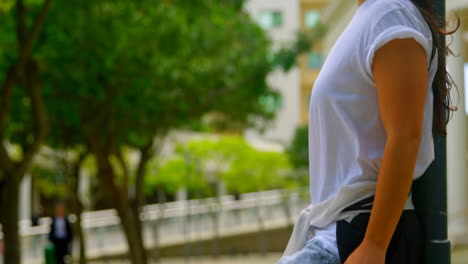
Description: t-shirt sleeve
xmin=363 ymin=8 xmax=433 ymax=81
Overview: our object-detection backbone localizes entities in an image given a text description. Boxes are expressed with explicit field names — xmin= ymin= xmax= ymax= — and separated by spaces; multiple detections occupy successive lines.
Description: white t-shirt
xmin=308 ymin=0 xmax=437 ymax=256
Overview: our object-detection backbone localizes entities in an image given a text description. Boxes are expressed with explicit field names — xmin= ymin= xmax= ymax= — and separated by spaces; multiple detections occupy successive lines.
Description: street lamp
xmin=412 ymin=1 xmax=451 ymax=264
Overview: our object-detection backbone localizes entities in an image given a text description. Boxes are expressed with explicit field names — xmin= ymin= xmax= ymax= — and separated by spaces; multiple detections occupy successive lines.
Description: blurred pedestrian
xmin=31 ymin=207 xmax=42 ymax=226
xmin=48 ymin=202 xmax=73 ymax=264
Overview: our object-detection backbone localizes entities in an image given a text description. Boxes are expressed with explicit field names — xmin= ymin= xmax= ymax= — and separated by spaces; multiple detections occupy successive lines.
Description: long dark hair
xmin=409 ymin=0 xmax=460 ymax=135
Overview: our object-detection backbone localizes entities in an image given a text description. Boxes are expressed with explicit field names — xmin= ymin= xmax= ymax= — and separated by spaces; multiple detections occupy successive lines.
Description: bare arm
xmin=346 ymin=38 xmax=428 ymax=263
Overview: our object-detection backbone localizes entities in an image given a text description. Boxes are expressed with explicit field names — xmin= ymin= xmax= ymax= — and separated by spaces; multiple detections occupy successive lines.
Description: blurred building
xmin=321 ymin=0 xmax=468 ymax=246
xmin=244 ymin=0 xmax=329 ymax=146
xmin=298 ymin=0 xmax=329 ymax=125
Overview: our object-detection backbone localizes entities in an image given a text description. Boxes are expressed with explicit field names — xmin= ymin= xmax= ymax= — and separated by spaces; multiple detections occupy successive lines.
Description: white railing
xmin=1 ymin=189 xmax=310 ymax=263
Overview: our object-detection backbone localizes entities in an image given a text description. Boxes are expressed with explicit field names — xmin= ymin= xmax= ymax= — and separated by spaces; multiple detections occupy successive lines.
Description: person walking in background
xmin=279 ymin=0 xmax=458 ymax=263
xmin=31 ymin=207 xmax=43 ymax=227
xmin=48 ymin=202 xmax=73 ymax=264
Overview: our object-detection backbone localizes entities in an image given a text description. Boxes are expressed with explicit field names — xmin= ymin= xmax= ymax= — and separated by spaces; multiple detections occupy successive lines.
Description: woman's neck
xmin=358 ymin=0 xmax=366 ymax=6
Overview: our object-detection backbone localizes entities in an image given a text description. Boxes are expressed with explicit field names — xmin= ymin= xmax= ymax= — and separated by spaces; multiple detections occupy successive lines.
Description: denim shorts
xmin=277 ymin=239 xmax=340 ymax=264
xmin=278 ymin=195 xmax=423 ymax=264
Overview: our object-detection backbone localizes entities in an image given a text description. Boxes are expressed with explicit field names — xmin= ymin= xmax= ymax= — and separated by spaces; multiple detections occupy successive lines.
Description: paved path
xmin=453 ymin=246 xmax=468 ymax=264
xmin=90 ymin=248 xmax=468 ymax=264
xmin=89 ymin=253 xmax=281 ymax=264
xmin=90 ymin=253 xmax=282 ymax=264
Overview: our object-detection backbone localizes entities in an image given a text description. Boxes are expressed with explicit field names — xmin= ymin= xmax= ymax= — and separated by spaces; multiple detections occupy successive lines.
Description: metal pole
xmin=412 ymin=1 xmax=450 ymax=263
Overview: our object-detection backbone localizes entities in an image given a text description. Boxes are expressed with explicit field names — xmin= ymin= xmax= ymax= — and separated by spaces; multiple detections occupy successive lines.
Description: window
xmin=305 ymin=10 xmax=320 ymax=29
xmin=307 ymin=52 xmax=323 ymax=69
xmin=258 ymin=11 xmax=283 ymax=29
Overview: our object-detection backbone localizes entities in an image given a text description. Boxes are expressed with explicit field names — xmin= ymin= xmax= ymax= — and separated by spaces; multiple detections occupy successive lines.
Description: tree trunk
xmin=0 ymin=180 xmax=4 ymax=225
xmin=75 ymin=210 xmax=86 ymax=264
xmin=69 ymin=151 xmax=88 ymax=264
xmin=91 ymin=148 xmax=147 ymax=264
xmin=30 ymin=173 xmax=38 ymax=221
xmin=116 ymin=204 xmax=147 ymax=264
xmin=83 ymin=127 xmax=161 ymax=264
xmin=0 ymin=1 xmax=52 ymax=264
xmin=2 ymin=174 xmax=21 ymax=264
xmin=151 ymin=189 xmax=166 ymax=262
xmin=124 ymin=140 xmax=158 ymax=263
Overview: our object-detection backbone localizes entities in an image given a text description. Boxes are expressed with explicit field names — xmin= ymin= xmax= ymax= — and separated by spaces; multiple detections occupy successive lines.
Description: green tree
xmin=287 ymin=125 xmax=309 ymax=169
xmin=0 ymin=1 xmax=52 ymax=263
xmin=151 ymin=136 xmax=292 ymax=195
xmin=215 ymin=137 xmax=291 ymax=193
xmin=149 ymin=136 xmax=293 ymax=256
xmin=30 ymin=148 xmax=89 ymax=264
xmin=285 ymin=125 xmax=310 ymax=189
xmin=37 ymin=0 xmax=278 ymax=263
xmin=0 ymin=0 xmax=323 ymax=262
xmin=272 ymin=24 xmax=327 ymax=72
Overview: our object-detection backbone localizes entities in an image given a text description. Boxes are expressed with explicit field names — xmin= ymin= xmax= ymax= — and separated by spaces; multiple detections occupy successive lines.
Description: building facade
xmin=244 ymin=0 xmax=329 ymax=146
xmin=298 ymin=0 xmax=329 ymax=125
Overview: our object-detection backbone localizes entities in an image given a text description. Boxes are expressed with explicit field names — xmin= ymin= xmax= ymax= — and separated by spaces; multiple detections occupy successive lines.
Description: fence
xmin=1 ymin=188 xmax=310 ymax=263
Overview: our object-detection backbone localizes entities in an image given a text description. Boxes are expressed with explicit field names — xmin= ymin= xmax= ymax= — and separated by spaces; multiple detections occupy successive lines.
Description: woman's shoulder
xmin=363 ymin=0 xmax=431 ymax=38
xmin=358 ymin=0 xmax=434 ymax=76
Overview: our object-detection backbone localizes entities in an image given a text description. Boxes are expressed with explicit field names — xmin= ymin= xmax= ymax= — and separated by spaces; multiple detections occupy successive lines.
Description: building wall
xmin=245 ymin=0 xmax=301 ymax=44
xmin=244 ymin=0 xmax=301 ymax=146
xmin=244 ymin=0 xmax=331 ymax=145
xmin=299 ymin=0 xmax=329 ymax=125
xmin=321 ymin=0 xmax=356 ymax=54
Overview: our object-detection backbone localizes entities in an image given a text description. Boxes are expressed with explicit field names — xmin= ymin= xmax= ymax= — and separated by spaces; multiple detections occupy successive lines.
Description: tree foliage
xmin=37 ymin=0 xmax=277 ymax=151
xmin=0 ymin=0 xmax=53 ymax=263
xmin=149 ymin=136 xmax=293 ymax=196
xmin=287 ymin=125 xmax=309 ymax=169
xmin=0 ymin=0 xmax=324 ymax=262
xmin=272 ymin=24 xmax=327 ymax=72
xmin=31 ymin=1 xmax=283 ymax=263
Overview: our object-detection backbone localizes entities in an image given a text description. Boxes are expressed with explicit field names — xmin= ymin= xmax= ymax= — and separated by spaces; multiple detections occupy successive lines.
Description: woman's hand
xmin=344 ymin=239 xmax=386 ymax=264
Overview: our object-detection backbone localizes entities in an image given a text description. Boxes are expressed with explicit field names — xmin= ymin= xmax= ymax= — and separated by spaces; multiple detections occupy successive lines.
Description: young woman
xmin=279 ymin=0 xmax=458 ymax=263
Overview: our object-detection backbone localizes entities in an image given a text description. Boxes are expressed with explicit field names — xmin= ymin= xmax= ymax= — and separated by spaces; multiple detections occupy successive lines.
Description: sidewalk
xmin=90 ymin=248 xmax=468 ymax=264
xmin=453 ymin=245 xmax=468 ymax=264
xmin=90 ymin=253 xmax=282 ymax=264
xmin=159 ymin=253 xmax=282 ymax=264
